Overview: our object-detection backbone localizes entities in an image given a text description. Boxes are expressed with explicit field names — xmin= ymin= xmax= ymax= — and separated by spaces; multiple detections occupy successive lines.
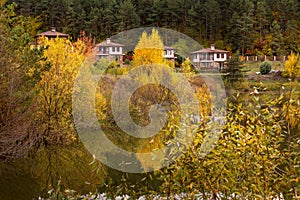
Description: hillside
xmin=6 ymin=0 xmax=300 ymax=55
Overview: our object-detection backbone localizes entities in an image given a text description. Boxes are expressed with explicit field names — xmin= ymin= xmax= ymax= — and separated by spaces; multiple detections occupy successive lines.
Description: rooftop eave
xmin=191 ymin=49 xmax=229 ymax=54
xmin=35 ymin=32 xmax=69 ymax=38
xmin=96 ymin=42 xmax=125 ymax=47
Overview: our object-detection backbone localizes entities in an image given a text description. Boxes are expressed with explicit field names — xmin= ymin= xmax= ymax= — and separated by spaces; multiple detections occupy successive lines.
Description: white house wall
xmin=192 ymin=54 xmax=199 ymax=62
xmin=213 ymin=53 xmax=227 ymax=62
xmin=164 ymin=50 xmax=175 ymax=59
xmin=192 ymin=53 xmax=214 ymax=63
xmin=108 ymin=47 xmax=123 ymax=55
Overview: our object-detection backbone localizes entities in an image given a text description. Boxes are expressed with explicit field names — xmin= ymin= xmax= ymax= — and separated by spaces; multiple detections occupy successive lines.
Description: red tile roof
xmin=35 ymin=29 xmax=68 ymax=38
xmin=191 ymin=48 xmax=229 ymax=54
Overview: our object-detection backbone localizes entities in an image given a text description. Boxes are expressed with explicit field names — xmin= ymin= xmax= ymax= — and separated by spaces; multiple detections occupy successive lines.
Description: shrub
xmin=106 ymin=67 xmax=128 ymax=75
xmin=124 ymin=59 xmax=131 ymax=65
xmin=260 ymin=61 xmax=272 ymax=74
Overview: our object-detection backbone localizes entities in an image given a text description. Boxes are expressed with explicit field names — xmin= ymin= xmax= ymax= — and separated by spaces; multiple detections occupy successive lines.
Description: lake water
xmin=0 ymin=143 xmax=103 ymax=200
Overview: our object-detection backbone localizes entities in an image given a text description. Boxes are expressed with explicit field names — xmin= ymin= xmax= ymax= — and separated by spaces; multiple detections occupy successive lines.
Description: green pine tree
xmin=223 ymin=51 xmax=245 ymax=82
xmin=270 ymin=20 xmax=285 ymax=56
xmin=284 ymin=20 xmax=300 ymax=54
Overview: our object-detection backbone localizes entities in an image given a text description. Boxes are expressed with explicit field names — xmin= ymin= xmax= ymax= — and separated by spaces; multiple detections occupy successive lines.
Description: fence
xmin=240 ymin=55 xmax=287 ymax=62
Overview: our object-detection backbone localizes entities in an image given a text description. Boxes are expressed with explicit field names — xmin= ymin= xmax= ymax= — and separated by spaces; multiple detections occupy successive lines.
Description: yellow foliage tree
xmin=283 ymin=52 xmax=300 ymax=80
xmin=33 ymin=37 xmax=106 ymax=145
xmin=181 ymin=57 xmax=193 ymax=73
xmin=282 ymin=53 xmax=300 ymax=133
xmin=196 ymin=84 xmax=212 ymax=118
xmin=72 ymin=55 xmax=107 ymax=130
xmin=132 ymin=29 xmax=164 ymax=67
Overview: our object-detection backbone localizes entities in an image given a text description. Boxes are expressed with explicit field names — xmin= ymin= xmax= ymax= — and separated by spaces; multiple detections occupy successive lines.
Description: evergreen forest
xmin=6 ymin=0 xmax=300 ymax=55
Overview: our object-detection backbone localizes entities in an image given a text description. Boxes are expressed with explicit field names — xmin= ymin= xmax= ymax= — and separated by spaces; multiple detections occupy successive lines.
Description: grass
xmin=244 ymin=61 xmax=284 ymax=74
xmin=188 ymin=61 xmax=291 ymax=103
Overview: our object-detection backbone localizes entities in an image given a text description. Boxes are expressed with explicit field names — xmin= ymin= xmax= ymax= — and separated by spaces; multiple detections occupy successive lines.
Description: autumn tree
xmin=132 ymin=29 xmax=164 ymax=67
xmin=158 ymin=93 xmax=290 ymax=199
xmin=282 ymin=52 xmax=300 ymax=80
xmin=32 ymin=37 xmax=86 ymax=145
xmin=281 ymin=52 xmax=300 ymax=199
xmin=180 ymin=57 xmax=193 ymax=73
xmin=0 ymin=4 xmax=43 ymax=160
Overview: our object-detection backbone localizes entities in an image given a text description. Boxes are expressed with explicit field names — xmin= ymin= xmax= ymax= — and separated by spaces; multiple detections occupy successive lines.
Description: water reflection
xmin=0 ymin=143 xmax=103 ymax=200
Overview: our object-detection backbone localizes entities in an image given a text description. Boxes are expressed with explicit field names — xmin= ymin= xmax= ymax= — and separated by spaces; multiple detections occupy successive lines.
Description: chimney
xmin=51 ymin=27 xmax=56 ymax=32
xmin=106 ymin=38 xmax=111 ymax=44
xmin=210 ymin=44 xmax=215 ymax=51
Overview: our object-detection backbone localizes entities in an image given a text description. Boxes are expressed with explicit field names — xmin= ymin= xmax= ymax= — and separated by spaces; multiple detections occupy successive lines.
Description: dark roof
xmin=96 ymin=40 xmax=125 ymax=47
xmin=35 ymin=29 xmax=69 ymax=38
xmin=191 ymin=48 xmax=229 ymax=54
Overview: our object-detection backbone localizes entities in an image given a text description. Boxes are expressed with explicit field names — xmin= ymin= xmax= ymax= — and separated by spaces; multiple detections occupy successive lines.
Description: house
xmin=96 ymin=38 xmax=124 ymax=61
xmin=32 ymin=27 xmax=69 ymax=47
xmin=35 ymin=27 xmax=69 ymax=39
xmin=191 ymin=45 xmax=229 ymax=69
xmin=164 ymin=46 xmax=176 ymax=60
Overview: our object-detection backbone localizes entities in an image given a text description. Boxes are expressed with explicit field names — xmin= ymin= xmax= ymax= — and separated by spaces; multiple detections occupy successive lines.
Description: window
xmin=206 ymin=54 xmax=210 ymax=60
xmin=116 ymin=47 xmax=119 ymax=52
xmin=217 ymin=54 xmax=220 ymax=58
xmin=221 ymin=54 xmax=224 ymax=58
xmin=112 ymin=47 xmax=115 ymax=52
